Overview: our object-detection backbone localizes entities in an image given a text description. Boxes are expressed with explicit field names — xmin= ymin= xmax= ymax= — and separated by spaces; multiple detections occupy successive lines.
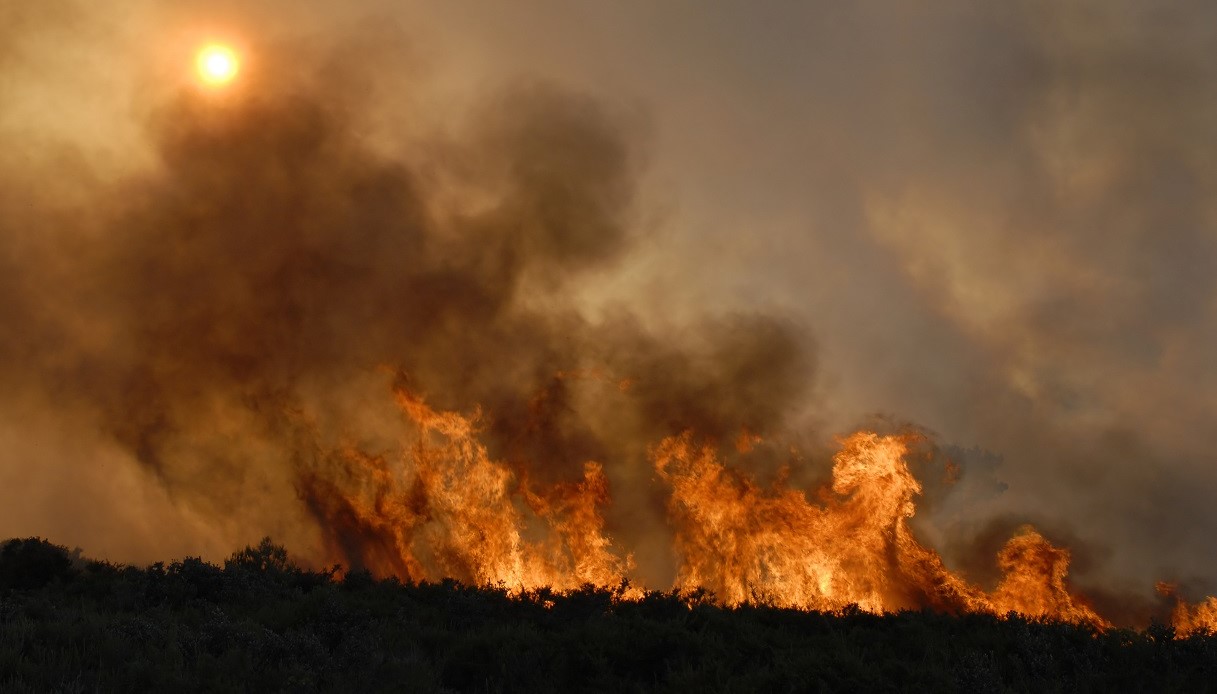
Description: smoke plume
xmin=3 ymin=1 xmax=1217 ymax=629
xmin=0 ymin=20 xmax=811 ymax=587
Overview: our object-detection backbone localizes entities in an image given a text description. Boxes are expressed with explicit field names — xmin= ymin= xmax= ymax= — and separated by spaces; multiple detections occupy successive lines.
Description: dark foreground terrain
xmin=1 ymin=537 xmax=1214 ymax=693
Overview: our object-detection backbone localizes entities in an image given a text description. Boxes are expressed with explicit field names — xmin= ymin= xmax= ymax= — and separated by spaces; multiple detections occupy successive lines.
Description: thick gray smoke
xmin=3 ymin=0 xmax=1217 ymax=619
xmin=0 ymin=16 xmax=811 ymax=586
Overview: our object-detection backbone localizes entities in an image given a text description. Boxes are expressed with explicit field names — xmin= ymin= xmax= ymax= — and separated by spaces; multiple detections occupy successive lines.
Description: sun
xmin=196 ymin=44 xmax=240 ymax=86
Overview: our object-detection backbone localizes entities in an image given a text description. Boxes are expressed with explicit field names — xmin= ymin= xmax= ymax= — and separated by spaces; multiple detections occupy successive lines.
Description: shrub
xmin=0 ymin=538 xmax=76 ymax=590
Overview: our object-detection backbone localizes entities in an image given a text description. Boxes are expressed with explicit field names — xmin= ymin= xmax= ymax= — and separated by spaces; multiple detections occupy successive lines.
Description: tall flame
xmin=654 ymin=431 xmax=1105 ymax=624
xmin=285 ymin=376 xmax=1161 ymax=630
xmin=299 ymin=381 xmax=631 ymax=591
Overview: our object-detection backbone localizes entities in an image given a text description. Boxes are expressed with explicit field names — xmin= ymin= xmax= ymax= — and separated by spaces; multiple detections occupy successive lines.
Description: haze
xmin=2 ymin=0 xmax=1215 ymax=610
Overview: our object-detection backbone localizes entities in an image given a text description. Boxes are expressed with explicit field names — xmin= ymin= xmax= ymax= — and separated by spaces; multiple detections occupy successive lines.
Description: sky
xmin=1 ymin=1 xmax=1216 ymax=603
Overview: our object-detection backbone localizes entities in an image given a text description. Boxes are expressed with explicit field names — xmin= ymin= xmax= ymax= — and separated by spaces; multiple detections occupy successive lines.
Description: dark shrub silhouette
xmin=2 ymin=536 xmax=1217 ymax=692
xmin=0 ymin=537 xmax=75 ymax=590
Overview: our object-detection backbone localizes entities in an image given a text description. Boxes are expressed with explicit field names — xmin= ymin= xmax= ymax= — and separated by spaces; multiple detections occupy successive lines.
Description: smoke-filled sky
xmin=2 ymin=1 xmax=1216 ymax=603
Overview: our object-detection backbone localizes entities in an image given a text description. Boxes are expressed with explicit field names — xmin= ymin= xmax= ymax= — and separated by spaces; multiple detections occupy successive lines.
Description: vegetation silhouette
xmin=1 ymin=537 xmax=1214 ymax=692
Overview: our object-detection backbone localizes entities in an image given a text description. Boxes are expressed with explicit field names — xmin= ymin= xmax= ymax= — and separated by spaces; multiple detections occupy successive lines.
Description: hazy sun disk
xmin=197 ymin=45 xmax=239 ymax=85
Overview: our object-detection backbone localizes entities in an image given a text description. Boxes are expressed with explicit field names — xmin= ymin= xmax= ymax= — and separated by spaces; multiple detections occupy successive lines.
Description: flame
xmin=988 ymin=528 xmax=1104 ymax=623
xmin=289 ymin=376 xmax=1217 ymax=631
xmin=653 ymin=431 xmax=1104 ymax=624
xmin=1157 ymin=583 xmax=1217 ymax=636
xmin=299 ymin=381 xmax=631 ymax=591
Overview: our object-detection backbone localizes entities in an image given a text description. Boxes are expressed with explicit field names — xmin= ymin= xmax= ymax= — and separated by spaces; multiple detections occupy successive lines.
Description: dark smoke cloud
xmin=0 ymin=23 xmax=812 ymax=585
xmin=4 ymin=0 xmax=1217 ymax=614
xmin=505 ymin=0 xmax=1217 ymax=595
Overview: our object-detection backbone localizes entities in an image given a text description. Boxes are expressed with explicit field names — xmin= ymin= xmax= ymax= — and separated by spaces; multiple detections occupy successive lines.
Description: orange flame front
xmin=654 ymin=431 xmax=1104 ymax=624
xmin=297 ymin=377 xmax=1217 ymax=633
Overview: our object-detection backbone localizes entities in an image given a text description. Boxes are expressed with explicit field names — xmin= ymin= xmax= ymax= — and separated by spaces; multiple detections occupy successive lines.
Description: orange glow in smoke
xmin=196 ymin=44 xmax=240 ymax=86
